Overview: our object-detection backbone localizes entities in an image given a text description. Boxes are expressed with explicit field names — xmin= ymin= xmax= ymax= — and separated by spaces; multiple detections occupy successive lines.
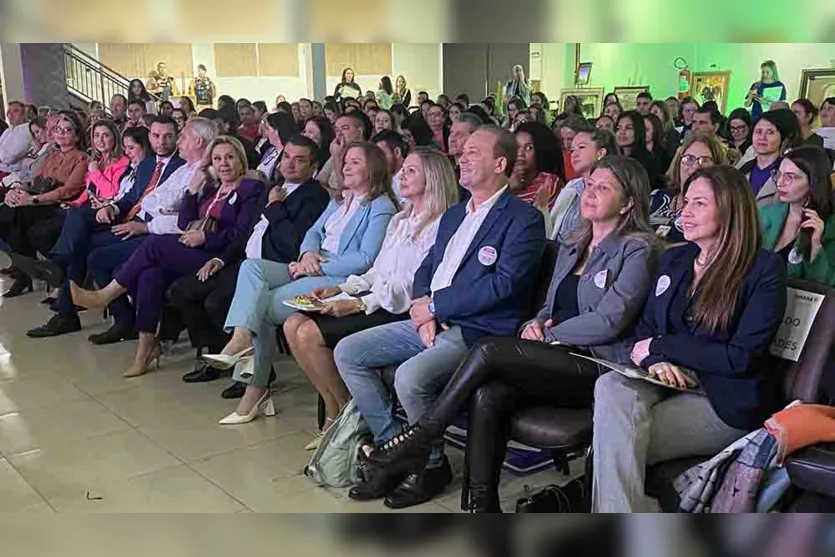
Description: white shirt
xmin=321 ymin=192 xmax=366 ymax=254
xmin=0 ymin=123 xmax=33 ymax=173
xmin=390 ymin=167 xmax=405 ymax=203
xmin=141 ymin=161 xmax=199 ymax=234
xmin=816 ymin=127 xmax=835 ymax=150
xmin=245 ymin=181 xmax=303 ymax=260
xmin=111 ymin=162 xmax=139 ymax=203
xmin=430 ymin=186 xmax=507 ymax=293
xmin=256 ymin=146 xmax=280 ymax=178
xmin=341 ymin=208 xmax=440 ymax=314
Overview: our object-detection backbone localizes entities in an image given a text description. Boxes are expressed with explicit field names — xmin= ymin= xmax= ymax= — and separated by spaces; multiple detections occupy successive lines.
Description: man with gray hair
xmin=503 ymin=64 xmax=531 ymax=108
xmin=0 ymin=101 xmax=33 ymax=175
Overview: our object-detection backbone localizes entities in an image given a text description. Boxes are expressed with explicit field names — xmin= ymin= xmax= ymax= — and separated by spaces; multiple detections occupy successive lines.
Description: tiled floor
xmin=0 ymin=276 xmax=577 ymax=513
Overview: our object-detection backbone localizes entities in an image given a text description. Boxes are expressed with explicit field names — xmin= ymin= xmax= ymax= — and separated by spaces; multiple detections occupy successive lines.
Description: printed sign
xmin=770 ymin=288 xmax=826 ymax=362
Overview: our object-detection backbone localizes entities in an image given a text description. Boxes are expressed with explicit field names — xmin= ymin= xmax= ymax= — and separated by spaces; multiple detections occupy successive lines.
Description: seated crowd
xmin=2 ymin=63 xmax=835 ymax=513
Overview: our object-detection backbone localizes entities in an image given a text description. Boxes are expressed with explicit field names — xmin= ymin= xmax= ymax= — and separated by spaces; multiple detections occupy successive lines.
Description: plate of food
xmin=282 ymin=295 xmax=325 ymax=312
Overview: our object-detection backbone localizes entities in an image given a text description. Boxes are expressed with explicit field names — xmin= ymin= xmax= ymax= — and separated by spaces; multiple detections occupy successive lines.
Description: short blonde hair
xmin=205 ymin=135 xmax=248 ymax=182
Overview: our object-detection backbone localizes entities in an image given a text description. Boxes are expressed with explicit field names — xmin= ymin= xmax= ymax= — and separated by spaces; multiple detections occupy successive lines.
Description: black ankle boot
xmin=466 ymin=485 xmax=502 ymax=513
xmin=366 ymin=423 xmax=436 ymax=474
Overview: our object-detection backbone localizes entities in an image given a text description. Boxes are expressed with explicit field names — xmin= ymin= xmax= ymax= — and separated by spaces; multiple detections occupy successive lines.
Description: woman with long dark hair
xmin=760 ymin=146 xmax=835 ymax=284
xmin=593 ymin=165 xmax=787 ymax=512
xmin=334 ymin=67 xmax=362 ymax=101
xmin=509 ymin=121 xmax=564 ymax=215
xmin=128 ymin=79 xmax=156 ymax=114
xmin=377 ymin=76 xmax=394 ymax=109
xmin=616 ymin=110 xmax=659 ymax=186
xmin=643 ymin=113 xmax=672 ymax=176
xmin=302 ymin=115 xmax=336 ymax=173
xmin=725 ymin=108 xmax=753 ymax=154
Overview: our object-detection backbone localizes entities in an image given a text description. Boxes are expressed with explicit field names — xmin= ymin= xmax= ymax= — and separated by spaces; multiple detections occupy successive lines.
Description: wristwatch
xmin=357 ymin=299 xmax=367 ymax=313
xmin=428 ymin=299 xmax=436 ymax=315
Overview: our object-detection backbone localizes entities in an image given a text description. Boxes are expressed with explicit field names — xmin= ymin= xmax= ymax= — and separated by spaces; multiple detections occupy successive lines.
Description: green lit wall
xmin=539 ymin=43 xmax=835 ymax=115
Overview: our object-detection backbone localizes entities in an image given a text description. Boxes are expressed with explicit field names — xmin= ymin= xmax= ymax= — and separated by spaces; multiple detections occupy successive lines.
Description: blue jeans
xmin=224 ymin=259 xmax=344 ymax=387
xmin=334 ymin=321 xmax=471 ymax=468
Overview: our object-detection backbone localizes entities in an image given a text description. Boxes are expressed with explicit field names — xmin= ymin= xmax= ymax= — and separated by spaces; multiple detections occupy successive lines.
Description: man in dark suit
xmin=23 ymin=116 xmax=192 ymax=338
xmin=170 ymin=134 xmax=329 ymax=387
xmin=335 ymin=126 xmax=546 ymax=509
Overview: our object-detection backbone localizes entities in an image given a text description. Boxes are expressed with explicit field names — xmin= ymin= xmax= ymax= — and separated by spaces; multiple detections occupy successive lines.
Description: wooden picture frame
xmin=613 ymin=86 xmax=650 ymax=111
xmin=799 ymin=69 xmax=835 ymax=109
xmin=690 ymin=71 xmax=731 ymax=113
xmin=560 ymin=87 xmax=604 ymax=120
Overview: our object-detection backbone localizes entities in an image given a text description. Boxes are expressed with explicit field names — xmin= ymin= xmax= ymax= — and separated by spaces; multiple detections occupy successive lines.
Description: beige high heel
xmin=218 ymin=389 xmax=276 ymax=425
xmin=123 ymin=342 xmax=162 ymax=378
xmin=202 ymin=346 xmax=255 ymax=370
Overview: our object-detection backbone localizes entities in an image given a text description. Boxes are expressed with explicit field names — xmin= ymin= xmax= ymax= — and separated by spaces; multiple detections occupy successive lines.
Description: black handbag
xmin=514 ymin=479 xmax=589 ymax=513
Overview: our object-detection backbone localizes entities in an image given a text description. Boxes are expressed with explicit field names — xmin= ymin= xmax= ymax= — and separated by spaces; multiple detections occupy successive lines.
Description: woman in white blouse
xmin=283 ymin=148 xmax=459 ymax=448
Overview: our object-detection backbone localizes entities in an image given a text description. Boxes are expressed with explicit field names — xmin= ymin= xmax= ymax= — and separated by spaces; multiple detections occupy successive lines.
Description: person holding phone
xmin=760 ymin=146 xmax=835 ymax=285
xmin=744 ymin=60 xmax=787 ymax=119
xmin=70 ymin=119 xmax=129 ymax=208
xmin=593 ymin=165 xmax=787 ymax=512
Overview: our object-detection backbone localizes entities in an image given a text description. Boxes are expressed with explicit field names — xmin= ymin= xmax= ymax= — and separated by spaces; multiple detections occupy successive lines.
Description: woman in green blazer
xmin=759 ymin=146 xmax=835 ymax=285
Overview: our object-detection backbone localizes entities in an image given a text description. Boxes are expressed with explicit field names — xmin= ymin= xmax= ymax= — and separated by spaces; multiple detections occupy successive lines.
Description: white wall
xmin=325 ymin=43 xmax=443 ymax=103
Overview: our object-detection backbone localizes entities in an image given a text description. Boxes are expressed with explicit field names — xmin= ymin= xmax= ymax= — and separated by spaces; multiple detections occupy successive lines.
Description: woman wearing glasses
xmin=0 ymin=110 xmax=88 ymax=297
xmin=760 ymin=146 xmax=835 ymax=285
xmin=647 ymin=132 xmax=727 ymax=244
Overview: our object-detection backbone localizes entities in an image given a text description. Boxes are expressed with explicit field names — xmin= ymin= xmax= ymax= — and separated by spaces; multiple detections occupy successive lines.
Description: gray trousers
xmin=592 ymin=371 xmax=749 ymax=513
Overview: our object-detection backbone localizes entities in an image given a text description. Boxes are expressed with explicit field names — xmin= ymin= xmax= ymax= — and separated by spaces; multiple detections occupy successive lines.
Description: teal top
xmin=759 ymin=202 xmax=835 ymax=286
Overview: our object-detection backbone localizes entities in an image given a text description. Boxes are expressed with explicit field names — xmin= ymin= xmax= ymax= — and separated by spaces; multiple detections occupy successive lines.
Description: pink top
xmin=71 ymin=155 xmax=130 ymax=207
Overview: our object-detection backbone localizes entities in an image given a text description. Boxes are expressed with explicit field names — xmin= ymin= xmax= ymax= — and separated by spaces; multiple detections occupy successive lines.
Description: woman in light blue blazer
xmin=207 ymin=142 xmax=397 ymax=424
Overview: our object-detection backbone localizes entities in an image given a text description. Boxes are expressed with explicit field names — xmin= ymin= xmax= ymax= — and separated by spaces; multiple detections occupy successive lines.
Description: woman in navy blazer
xmin=206 ymin=142 xmax=397 ymax=425
xmin=592 ymin=165 xmax=787 ymax=513
xmin=71 ymin=137 xmax=265 ymax=378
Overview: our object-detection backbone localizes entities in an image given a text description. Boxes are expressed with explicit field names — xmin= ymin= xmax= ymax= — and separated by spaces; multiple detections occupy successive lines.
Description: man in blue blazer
xmin=23 ymin=116 xmax=194 ymax=339
xmin=335 ymin=127 xmax=545 ymax=509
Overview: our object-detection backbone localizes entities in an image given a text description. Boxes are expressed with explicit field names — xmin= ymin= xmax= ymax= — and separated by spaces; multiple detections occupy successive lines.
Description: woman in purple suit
xmin=71 ymin=136 xmax=265 ymax=378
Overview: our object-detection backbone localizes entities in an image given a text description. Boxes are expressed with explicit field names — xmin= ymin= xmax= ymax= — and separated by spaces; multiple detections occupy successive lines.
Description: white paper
xmin=770 ymin=287 xmax=825 ymax=362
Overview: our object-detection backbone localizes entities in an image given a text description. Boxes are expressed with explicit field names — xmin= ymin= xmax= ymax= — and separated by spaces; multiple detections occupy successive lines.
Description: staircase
xmin=63 ymin=44 xmax=160 ymax=111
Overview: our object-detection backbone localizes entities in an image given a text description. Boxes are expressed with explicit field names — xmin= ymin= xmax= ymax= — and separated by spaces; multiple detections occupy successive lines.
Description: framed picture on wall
xmin=613 ymin=86 xmax=650 ymax=111
xmin=690 ymin=71 xmax=731 ymax=113
xmin=560 ymin=87 xmax=604 ymax=120
xmin=799 ymin=69 xmax=835 ymax=110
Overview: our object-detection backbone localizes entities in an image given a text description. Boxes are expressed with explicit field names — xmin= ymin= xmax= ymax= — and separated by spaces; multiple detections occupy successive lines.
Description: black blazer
xmin=216 ymin=178 xmax=329 ymax=266
xmin=633 ymin=243 xmax=788 ymax=430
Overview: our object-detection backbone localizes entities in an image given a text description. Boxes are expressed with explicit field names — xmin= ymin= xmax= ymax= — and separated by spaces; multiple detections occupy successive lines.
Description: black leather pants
xmin=422 ymin=337 xmax=599 ymax=510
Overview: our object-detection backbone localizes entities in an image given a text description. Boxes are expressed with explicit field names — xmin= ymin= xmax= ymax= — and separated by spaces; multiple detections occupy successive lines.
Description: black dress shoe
xmin=383 ymin=456 xmax=453 ymax=510
xmin=2 ymin=275 xmax=33 ymax=298
xmin=88 ymin=322 xmax=138 ymax=345
xmin=9 ymin=253 xmax=64 ymax=289
xmin=26 ymin=313 xmax=82 ymax=338
xmin=220 ymin=367 xmax=276 ymax=399
xmin=349 ymin=452 xmax=406 ymax=501
xmin=182 ymin=362 xmax=230 ymax=383
xmin=221 ymin=381 xmax=246 ymax=399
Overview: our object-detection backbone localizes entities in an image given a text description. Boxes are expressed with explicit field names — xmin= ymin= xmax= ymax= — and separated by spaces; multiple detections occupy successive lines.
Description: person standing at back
xmin=744 ymin=60 xmax=787 ymax=119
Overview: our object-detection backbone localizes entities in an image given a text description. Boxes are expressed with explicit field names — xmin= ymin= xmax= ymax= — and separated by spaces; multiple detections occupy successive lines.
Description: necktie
xmin=127 ymin=161 xmax=164 ymax=220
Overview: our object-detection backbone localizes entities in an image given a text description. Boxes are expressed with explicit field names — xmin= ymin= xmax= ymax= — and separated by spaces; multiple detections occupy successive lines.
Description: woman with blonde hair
xmin=394 ymin=75 xmax=412 ymax=108
xmin=71 ymin=136 xmax=265 ymax=377
xmin=206 ymin=142 xmax=398 ymax=425
xmin=648 ymin=131 xmax=727 ymax=242
xmin=594 ymin=165 xmax=787 ymax=512
xmin=284 ymin=148 xmax=459 ymax=448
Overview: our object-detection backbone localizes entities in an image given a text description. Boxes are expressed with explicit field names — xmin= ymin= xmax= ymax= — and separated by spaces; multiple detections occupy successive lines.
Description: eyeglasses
xmin=771 ymin=169 xmax=805 ymax=186
xmin=681 ymin=154 xmax=714 ymax=168
xmin=729 ymin=125 xmax=748 ymax=133
xmin=53 ymin=125 xmax=75 ymax=135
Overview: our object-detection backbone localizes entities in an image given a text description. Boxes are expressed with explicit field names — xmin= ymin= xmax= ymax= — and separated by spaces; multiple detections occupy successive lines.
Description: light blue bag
xmin=304 ymin=400 xmax=369 ymax=488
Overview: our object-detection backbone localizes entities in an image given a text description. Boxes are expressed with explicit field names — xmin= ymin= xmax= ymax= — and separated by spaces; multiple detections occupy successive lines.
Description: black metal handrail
xmin=63 ymin=44 xmax=160 ymax=111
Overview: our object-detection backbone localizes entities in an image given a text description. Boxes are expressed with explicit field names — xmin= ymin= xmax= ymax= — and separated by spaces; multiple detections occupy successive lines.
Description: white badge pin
xmin=788 ymin=248 xmax=803 ymax=265
xmin=656 ymin=275 xmax=671 ymax=297
xmin=229 ymin=192 xmax=238 ymax=205
xmin=594 ymin=270 xmax=608 ymax=289
xmin=478 ymin=246 xmax=498 ymax=266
